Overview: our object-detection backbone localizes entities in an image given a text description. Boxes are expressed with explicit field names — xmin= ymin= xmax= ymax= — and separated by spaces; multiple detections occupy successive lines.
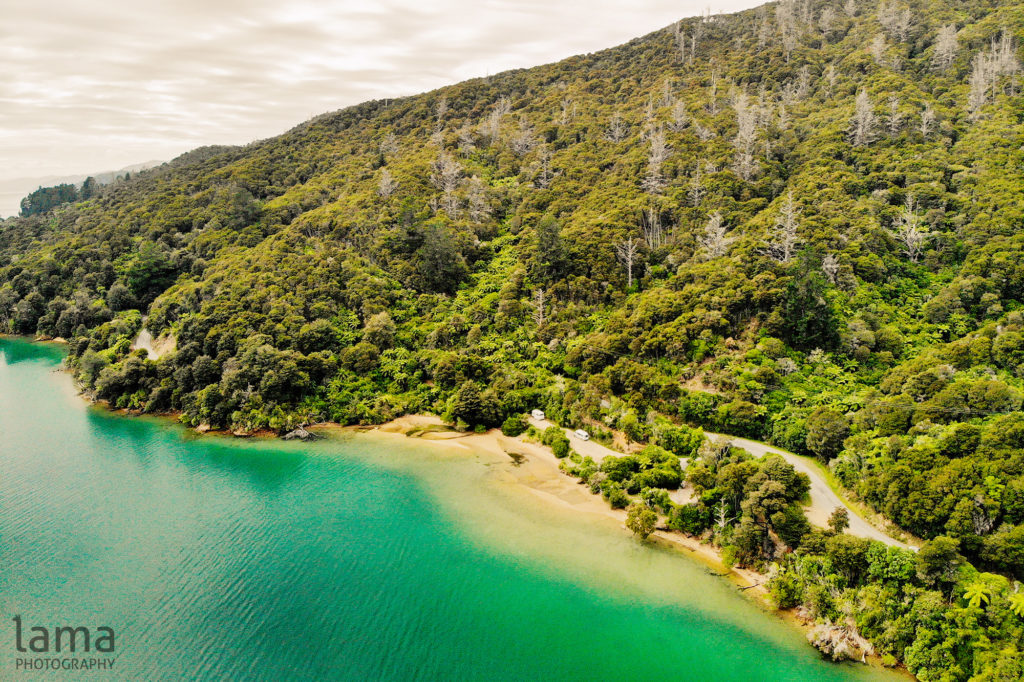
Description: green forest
xmin=2 ymin=0 xmax=1023 ymax=678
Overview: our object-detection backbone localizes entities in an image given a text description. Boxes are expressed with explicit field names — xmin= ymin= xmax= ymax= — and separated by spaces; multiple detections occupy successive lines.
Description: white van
xmin=574 ymin=429 xmax=590 ymax=441
xmin=531 ymin=409 xmax=545 ymax=420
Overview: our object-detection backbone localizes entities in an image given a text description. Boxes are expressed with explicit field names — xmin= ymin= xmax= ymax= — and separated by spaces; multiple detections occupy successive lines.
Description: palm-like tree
xmin=1009 ymin=592 xmax=1024 ymax=618
xmin=964 ymin=581 xmax=994 ymax=609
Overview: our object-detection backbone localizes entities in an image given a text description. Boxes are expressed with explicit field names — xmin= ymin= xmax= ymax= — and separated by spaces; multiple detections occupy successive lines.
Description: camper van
xmin=530 ymin=409 xmax=545 ymax=421
xmin=574 ymin=429 xmax=590 ymax=441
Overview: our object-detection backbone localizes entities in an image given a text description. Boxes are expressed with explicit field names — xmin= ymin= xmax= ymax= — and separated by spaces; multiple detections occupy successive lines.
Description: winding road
xmin=528 ymin=417 xmax=911 ymax=549
xmin=707 ymin=434 xmax=912 ymax=549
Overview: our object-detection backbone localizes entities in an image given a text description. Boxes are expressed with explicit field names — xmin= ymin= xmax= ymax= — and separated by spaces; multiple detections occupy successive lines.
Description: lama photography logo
xmin=10 ymin=616 xmax=116 ymax=673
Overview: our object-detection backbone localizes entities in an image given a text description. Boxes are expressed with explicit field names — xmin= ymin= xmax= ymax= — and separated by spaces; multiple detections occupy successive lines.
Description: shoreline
xmin=0 ymin=337 xmax=903 ymax=674
xmin=329 ymin=414 xmax=903 ymax=674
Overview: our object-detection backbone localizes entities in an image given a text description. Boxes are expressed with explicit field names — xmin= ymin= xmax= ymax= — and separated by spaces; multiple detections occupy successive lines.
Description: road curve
xmin=527 ymin=417 xmax=910 ymax=549
xmin=707 ymin=433 xmax=911 ymax=549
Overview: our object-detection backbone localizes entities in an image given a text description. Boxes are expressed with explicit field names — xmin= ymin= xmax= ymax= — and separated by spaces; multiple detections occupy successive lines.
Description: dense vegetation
xmin=2 ymin=0 xmax=1023 ymax=677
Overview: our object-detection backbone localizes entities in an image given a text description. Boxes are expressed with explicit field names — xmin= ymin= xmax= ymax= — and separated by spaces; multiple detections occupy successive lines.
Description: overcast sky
xmin=1 ymin=0 xmax=761 ymax=184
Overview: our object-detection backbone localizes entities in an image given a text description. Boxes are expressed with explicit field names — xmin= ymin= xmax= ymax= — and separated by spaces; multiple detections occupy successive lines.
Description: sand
xmin=321 ymin=414 xmax=769 ymax=598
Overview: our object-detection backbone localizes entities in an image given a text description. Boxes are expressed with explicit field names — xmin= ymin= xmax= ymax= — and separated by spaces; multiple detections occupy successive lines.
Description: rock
xmin=282 ymin=427 xmax=318 ymax=441
xmin=808 ymin=623 xmax=873 ymax=663
xmin=195 ymin=423 xmax=212 ymax=433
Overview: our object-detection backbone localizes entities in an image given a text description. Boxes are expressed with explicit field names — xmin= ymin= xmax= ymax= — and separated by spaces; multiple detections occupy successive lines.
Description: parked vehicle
xmin=531 ymin=409 xmax=545 ymax=420
xmin=573 ymin=429 xmax=590 ymax=441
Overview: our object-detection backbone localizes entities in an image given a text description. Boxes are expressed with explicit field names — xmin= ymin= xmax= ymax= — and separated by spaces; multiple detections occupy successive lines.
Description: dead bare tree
xmin=687 ymin=162 xmax=707 ymax=206
xmin=457 ymin=123 xmax=475 ymax=155
xmin=434 ymin=96 xmax=448 ymax=132
xmin=849 ymin=89 xmax=878 ymax=146
xmin=932 ymin=24 xmax=959 ymax=71
xmin=822 ymin=254 xmax=840 ymax=284
xmin=640 ymin=206 xmax=664 ymax=250
xmin=616 ymin=237 xmax=641 ymax=288
xmin=868 ymin=34 xmax=887 ymax=65
xmin=535 ymin=146 xmax=554 ymax=189
xmin=886 ymin=96 xmax=903 ymax=136
xmin=893 ymin=196 xmax=928 ymax=262
xmin=467 ymin=176 xmax=491 ymax=222
xmin=668 ymin=100 xmax=689 ymax=131
xmin=379 ymin=132 xmax=399 ymax=157
xmin=560 ymin=98 xmax=574 ymax=125
xmin=919 ymin=103 xmax=936 ymax=137
xmin=732 ymin=92 xmax=759 ymax=181
xmin=642 ymin=125 xmax=670 ymax=194
xmin=480 ymin=97 xmax=510 ymax=143
xmin=776 ymin=0 xmax=798 ymax=62
xmin=430 ymin=152 xmax=462 ymax=217
xmin=699 ymin=212 xmax=733 ymax=260
xmin=763 ymin=192 xmax=800 ymax=263
xmin=509 ymin=116 xmax=537 ymax=156
xmin=532 ymin=289 xmax=546 ymax=327
xmin=674 ymin=21 xmax=687 ymax=64
xmin=377 ymin=168 xmax=398 ymax=198
xmin=604 ymin=112 xmax=628 ymax=142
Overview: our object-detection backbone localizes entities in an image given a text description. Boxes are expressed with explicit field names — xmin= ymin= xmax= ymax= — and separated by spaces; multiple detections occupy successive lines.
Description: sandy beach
xmin=323 ymin=414 xmax=770 ymax=598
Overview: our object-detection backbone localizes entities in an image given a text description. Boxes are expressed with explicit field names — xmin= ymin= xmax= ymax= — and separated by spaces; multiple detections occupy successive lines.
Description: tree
xmin=509 ymin=117 xmax=537 ymax=156
xmin=699 ymin=212 xmax=732 ymax=260
xmin=805 ymin=407 xmax=850 ymax=461
xmin=642 ymin=126 xmax=670 ymax=194
xmin=467 ymin=176 xmax=491 ymax=222
xmin=533 ymin=215 xmax=567 ymax=282
xmin=932 ymin=24 xmax=958 ymax=71
xmin=893 ymin=195 xmax=927 ymax=262
xmin=732 ymin=92 xmax=759 ymax=181
xmin=616 ymin=237 xmax=641 ymax=289
xmin=828 ymin=507 xmax=850 ymax=534
xmin=106 ymin=282 xmax=134 ymax=312
xmin=919 ymin=103 xmax=936 ymax=137
xmin=416 ymin=224 xmax=467 ymax=294
xmin=604 ymin=112 xmax=627 ymax=142
xmin=480 ymin=97 xmax=509 ymax=142
xmin=764 ymin=192 xmax=800 ymax=263
xmin=377 ymin=168 xmax=398 ymax=198
xmin=963 ymin=580 xmax=994 ymax=609
xmin=778 ymin=261 xmax=839 ymax=351
xmin=916 ymin=536 xmax=963 ymax=587
xmin=363 ymin=312 xmax=396 ymax=349
xmin=849 ymin=89 xmax=877 ymax=146
xmin=639 ymin=206 xmax=664 ymax=250
xmin=430 ymin=152 xmax=461 ymax=216
xmin=886 ymin=96 xmax=903 ymax=136
xmin=626 ymin=503 xmax=658 ymax=540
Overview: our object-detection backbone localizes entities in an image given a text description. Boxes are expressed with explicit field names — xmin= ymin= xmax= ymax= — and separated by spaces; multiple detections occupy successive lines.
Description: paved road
xmin=708 ymin=433 xmax=912 ymax=549
xmin=527 ymin=417 xmax=911 ymax=549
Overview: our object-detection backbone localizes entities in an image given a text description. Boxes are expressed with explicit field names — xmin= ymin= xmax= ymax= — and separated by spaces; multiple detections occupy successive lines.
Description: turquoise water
xmin=0 ymin=338 xmax=900 ymax=681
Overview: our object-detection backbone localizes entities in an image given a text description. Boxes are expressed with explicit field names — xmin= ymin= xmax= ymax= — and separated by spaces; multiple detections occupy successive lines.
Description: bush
xmin=768 ymin=570 xmax=803 ymax=609
xmin=669 ymin=503 xmax=711 ymax=535
xmin=501 ymin=413 xmax=529 ymax=437
xmin=601 ymin=481 xmax=631 ymax=509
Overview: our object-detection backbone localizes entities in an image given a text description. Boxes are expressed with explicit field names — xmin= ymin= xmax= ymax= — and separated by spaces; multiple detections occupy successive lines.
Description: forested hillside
xmin=2 ymin=1 xmax=1024 ymax=677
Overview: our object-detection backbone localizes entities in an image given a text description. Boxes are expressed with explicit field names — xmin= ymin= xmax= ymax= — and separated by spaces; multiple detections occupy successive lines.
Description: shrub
xmin=501 ymin=413 xmax=528 ymax=437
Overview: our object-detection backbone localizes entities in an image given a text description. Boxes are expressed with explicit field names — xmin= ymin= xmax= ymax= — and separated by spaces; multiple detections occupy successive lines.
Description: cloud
xmin=0 ymin=0 xmax=761 ymax=182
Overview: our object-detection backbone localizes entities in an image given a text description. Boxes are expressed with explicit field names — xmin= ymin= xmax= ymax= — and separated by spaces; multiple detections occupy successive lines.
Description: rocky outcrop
xmin=807 ymin=623 xmax=874 ymax=663
xmin=282 ymin=427 xmax=318 ymax=441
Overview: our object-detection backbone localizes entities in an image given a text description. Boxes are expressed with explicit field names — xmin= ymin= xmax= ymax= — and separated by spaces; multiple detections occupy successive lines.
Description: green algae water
xmin=0 ymin=338 xmax=900 ymax=681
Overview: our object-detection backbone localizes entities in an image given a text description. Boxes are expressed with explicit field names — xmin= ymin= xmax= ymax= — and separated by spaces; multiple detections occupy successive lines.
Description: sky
xmin=0 ymin=0 xmax=762 ymax=186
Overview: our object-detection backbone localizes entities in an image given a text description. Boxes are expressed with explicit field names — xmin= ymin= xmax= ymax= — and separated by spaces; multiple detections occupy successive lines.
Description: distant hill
xmin=0 ymin=160 xmax=162 ymax=217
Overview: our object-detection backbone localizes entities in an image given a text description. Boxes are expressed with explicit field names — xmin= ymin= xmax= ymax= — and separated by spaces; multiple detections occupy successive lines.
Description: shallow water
xmin=0 ymin=338 xmax=899 ymax=680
